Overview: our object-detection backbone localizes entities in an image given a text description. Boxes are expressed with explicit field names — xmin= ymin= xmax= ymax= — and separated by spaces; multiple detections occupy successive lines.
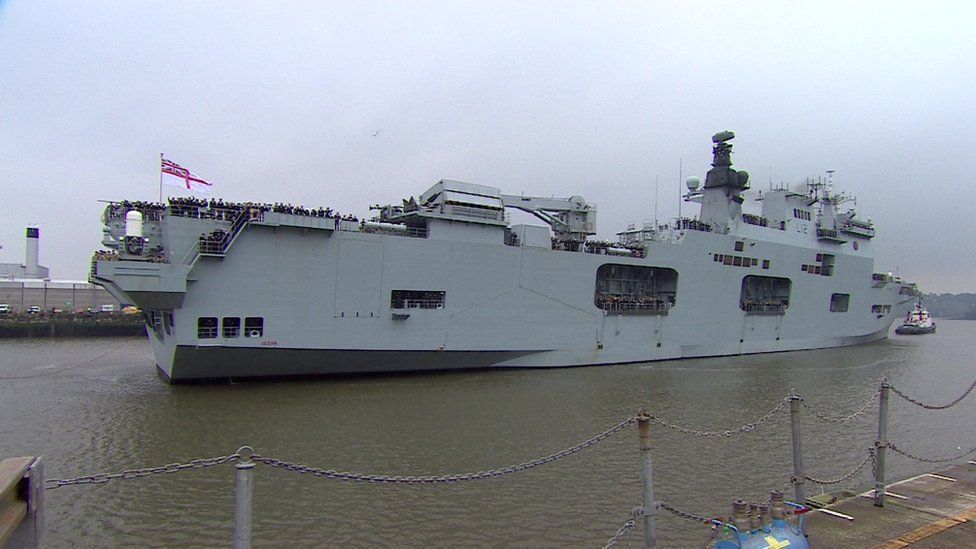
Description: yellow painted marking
xmin=873 ymin=505 xmax=976 ymax=548
xmin=763 ymin=535 xmax=790 ymax=549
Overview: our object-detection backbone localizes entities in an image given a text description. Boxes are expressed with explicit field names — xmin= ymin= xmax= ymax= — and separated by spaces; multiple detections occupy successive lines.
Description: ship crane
xmin=499 ymin=193 xmax=597 ymax=242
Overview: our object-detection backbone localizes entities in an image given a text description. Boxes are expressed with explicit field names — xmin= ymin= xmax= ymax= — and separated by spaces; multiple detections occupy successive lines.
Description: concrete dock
xmin=805 ymin=461 xmax=976 ymax=547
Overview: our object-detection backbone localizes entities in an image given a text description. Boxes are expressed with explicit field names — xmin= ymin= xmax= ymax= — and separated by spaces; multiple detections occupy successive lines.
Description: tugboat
xmin=894 ymin=302 xmax=936 ymax=335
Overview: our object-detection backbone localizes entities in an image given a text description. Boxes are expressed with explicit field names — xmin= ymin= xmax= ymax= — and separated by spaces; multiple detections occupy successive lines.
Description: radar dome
xmin=686 ymin=176 xmax=701 ymax=191
xmin=569 ymin=195 xmax=587 ymax=209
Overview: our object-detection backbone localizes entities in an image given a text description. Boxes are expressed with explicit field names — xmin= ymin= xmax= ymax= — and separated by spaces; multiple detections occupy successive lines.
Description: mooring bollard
xmin=233 ymin=447 xmax=254 ymax=549
xmin=636 ymin=412 xmax=656 ymax=548
xmin=789 ymin=395 xmax=807 ymax=507
xmin=874 ymin=381 xmax=890 ymax=507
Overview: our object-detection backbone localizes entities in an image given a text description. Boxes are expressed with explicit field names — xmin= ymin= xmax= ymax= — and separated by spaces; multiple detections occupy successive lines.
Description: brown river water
xmin=1 ymin=321 xmax=974 ymax=547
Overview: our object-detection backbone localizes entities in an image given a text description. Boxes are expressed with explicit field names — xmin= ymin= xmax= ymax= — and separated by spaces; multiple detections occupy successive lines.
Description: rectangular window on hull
xmin=197 ymin=317 xmax=217 ymax=339
xmin=594 ymin=264 xmax=678 ymax=314
xmin=740 ymin=275 xmax=791 ymax=314
xmin=830 ymin=293 xmax=850 ymax=312
xmin=391 ymin=290 xmax=446 ymax=309
xmin=223 ymin=317 xmax=241 ymax=338
xmin=244 ymin=317 xmax=264 ymax=338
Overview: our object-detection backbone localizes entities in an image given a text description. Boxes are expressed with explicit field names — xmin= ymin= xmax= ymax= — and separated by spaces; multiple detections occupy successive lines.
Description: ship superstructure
xmin=91 ymin=132 xmax=918 ymax=382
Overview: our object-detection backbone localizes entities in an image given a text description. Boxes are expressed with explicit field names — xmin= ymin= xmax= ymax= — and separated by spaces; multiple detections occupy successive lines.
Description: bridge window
xmin=740 ymin=276 xmax=791 ymax=314
xmin=594 ymin=264 xmax=677 ymax=314
xmin=244 ymin=317 xmax=264 ymax=337
xmin=197 ymin=317 xmax=217 ymax=339
xmin=223 ymin=317 xmax=240 ymax=338
xmin=391 ymin=290 xmax=446 ymax=309
xmin=830 ymin=293 xmax=850 ymax=312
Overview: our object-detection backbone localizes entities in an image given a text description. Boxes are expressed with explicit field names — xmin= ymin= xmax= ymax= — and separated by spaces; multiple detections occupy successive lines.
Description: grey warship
xmin=92 ymin=132 xmax=918 ymax=382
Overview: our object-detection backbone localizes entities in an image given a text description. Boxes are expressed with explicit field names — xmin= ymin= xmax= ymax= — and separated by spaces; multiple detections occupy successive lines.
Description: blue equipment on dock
xmin=712 ymin=491 xmax=809 ymax=548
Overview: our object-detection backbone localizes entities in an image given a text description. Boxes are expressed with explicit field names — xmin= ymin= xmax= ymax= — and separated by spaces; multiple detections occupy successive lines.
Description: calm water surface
xmin=1 ymin=322 xmax=974 ymax=547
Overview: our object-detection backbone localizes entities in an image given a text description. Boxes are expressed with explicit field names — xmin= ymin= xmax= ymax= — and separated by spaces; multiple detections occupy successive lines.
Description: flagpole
xmin=159 ymin=153 xmax=164 ymax=203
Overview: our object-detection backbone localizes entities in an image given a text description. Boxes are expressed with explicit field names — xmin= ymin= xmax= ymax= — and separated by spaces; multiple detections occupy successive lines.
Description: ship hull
xmin=148 ymin=309 xmax=896 ymax=382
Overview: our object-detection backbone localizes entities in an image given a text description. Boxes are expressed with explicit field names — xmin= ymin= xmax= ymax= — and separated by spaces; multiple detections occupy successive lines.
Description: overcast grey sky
xmin=1 ymin=1 xmax=974 ymax=292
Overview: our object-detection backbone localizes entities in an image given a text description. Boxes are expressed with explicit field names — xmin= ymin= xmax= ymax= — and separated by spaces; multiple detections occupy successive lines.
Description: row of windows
xmin=792 ymin=208 xmax=811 ymax=221
xmin=802 ymin=253 xmax=835 ymax=277
xmin=197 ymin=316 xmax=264 ymax=339
xmin=714 ymin=254 xmax=771 ymax=269
xmin=801 ymin=264 xmax=833 ymax=276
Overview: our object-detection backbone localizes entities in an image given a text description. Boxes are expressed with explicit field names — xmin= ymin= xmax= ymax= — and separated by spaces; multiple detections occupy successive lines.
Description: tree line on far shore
xmin=923 ymin=293 xmax=976 ymax=319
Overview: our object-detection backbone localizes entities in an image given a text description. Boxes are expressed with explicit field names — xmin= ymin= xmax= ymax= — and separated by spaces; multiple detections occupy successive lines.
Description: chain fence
xmin=644 ymin=395 xmax=792 ymax=437
xmin=45 ymin=452 xmax=242 ymax=489
xmin=253 ymin=416 xmax=635 ymax=484
xmin=887 ymin=377 xmax=976 ymax=410
xmin=796 ymin=388 xmax=881 ymax=423
xmin=886 ymin=441 xmax=976 ymax=464
xmin=46 ymin=418 xmax=636 ymax=490
xmin=795 ymin=449 xmax=876 ymax=486
xmin=601 ymin=506 xmax=644 ymax=549
xmin=658 ymin=502 xmax=714 ymax=524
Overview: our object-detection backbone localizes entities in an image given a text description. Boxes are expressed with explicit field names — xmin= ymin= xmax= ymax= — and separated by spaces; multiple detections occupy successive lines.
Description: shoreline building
xmin=0 ymin=228 xmax=121 ymax=312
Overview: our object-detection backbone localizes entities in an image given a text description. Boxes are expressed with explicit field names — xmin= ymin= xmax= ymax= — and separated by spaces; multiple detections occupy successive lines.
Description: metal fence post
xmin=874 ymin=381 xmax=890 ymax=507
xmin=233 ymin=453 xmax=254 ymax=549
xmin=789 ymin=394 xmax=806 ymax=506
xmin=28 ymin=457 xmax=44 ymax=548
xmin=637 ymin=412 xmax=656 ymax=548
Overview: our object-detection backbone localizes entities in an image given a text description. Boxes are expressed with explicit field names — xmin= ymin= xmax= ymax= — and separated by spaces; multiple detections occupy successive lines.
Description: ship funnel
xmin=25 ymin=227 xmax=40 ymax=277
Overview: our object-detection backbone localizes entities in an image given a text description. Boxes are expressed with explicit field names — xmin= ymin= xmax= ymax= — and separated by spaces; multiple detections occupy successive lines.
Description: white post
xmin=233 ymin=459 xmax=254 ymax=548
xmin=637 ymin=413 xmax=656 ymax=548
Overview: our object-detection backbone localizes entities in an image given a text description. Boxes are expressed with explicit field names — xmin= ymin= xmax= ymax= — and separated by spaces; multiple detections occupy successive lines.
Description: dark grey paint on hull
xmin=163 ymin=346 xmax=539 ymax=383
xmin=161 ymin=326 xmax=890 ymax=382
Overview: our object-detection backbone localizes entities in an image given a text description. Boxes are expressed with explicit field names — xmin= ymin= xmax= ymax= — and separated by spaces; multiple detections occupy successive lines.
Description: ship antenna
xmin=654 ymin=175 xmax=659 ymax=228
xmin=678 ymin=158 xmax=682 ymax=222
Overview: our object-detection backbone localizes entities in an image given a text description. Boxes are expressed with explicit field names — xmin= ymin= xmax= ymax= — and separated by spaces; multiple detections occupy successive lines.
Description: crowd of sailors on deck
xmin=105 ymin=201 xmax=165 ymax=221
xmin=107 ymin=197 xmax=361 ymax=223
xmin=166 ymin=197 xmax=359 ymax=223
xmin=596 ymin=295 xmax=673 ymax=312
xmin=199 ymin=228 xmax=227 ymax=254
xmin=92 ymin=249 xmax=166 ymax=263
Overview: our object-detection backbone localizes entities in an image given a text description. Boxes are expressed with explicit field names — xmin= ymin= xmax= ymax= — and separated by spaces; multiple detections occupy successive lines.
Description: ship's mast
xmin=697 ymin=131 xmax=749 ymax=233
